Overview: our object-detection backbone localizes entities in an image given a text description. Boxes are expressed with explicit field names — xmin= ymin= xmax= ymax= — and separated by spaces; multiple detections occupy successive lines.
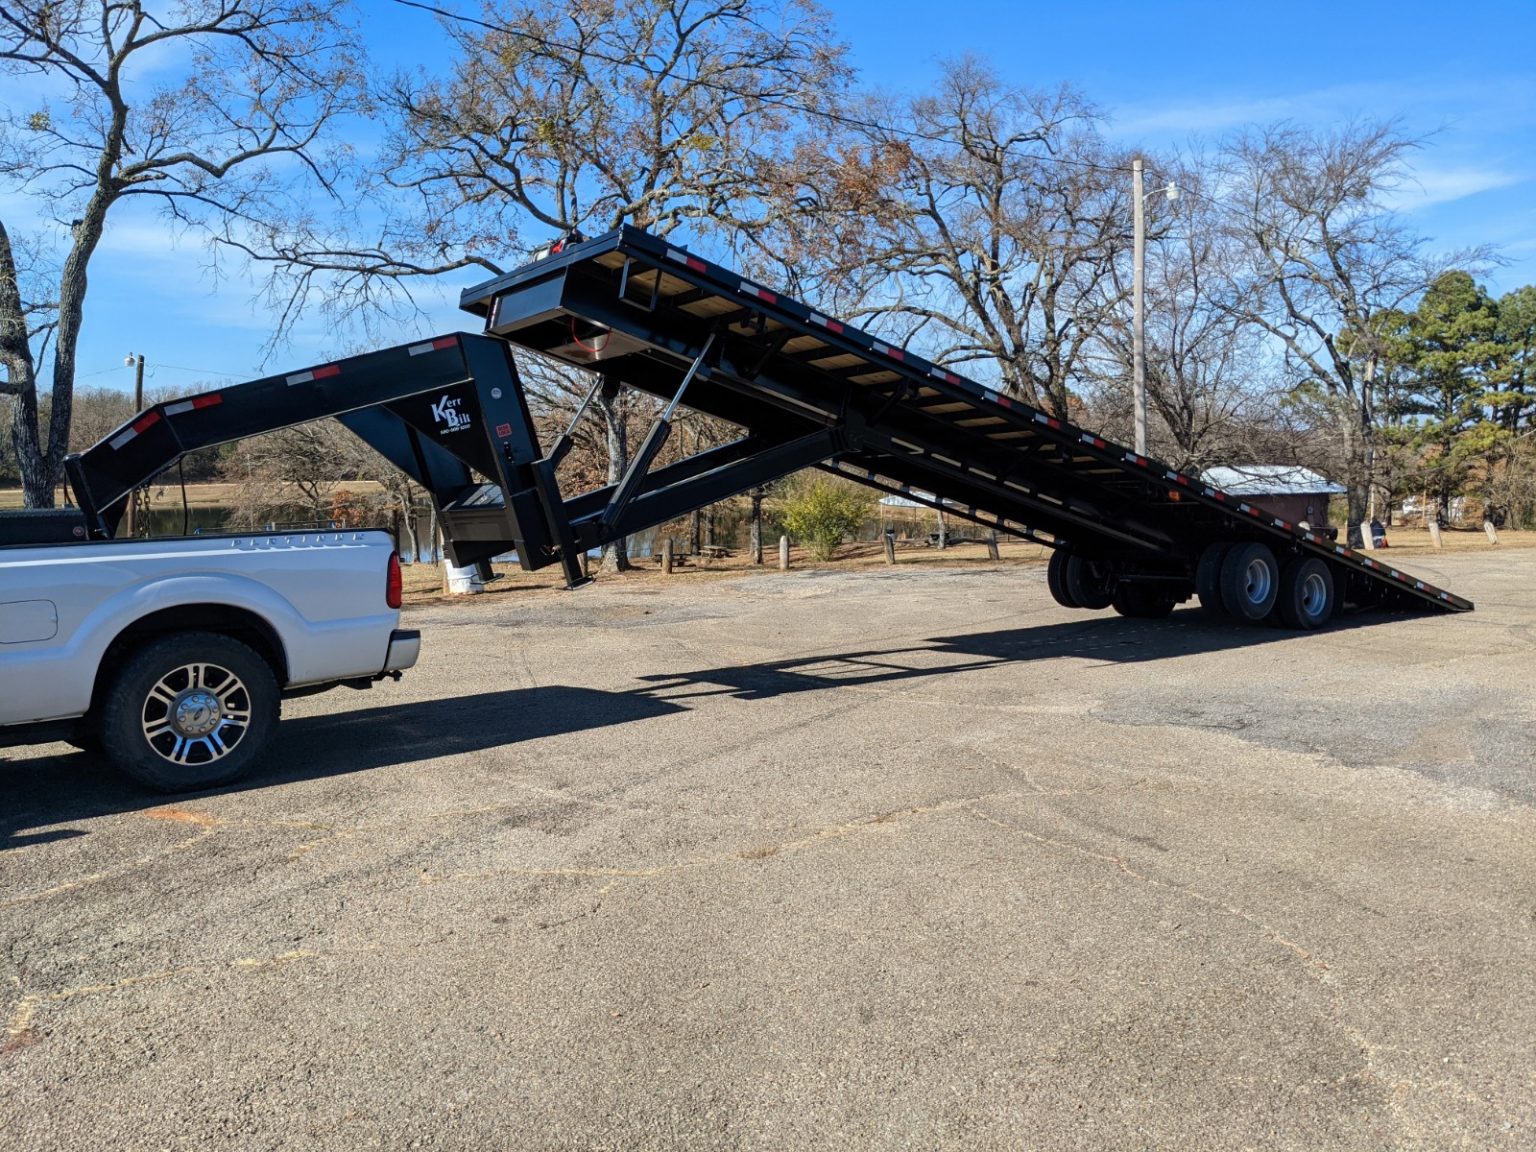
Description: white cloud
xmin=1384 ymin=166 xmax=1526 ymax=211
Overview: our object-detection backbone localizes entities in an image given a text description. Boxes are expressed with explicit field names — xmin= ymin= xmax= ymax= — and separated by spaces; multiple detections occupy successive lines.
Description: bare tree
xmin=786 ymin=59 xmax=1127 ymax=417
xmin=327 ymin=0 xmax=849 ymax=572
xmin=1219 ymin=122 xmax=1452 ymax=545
xmin=0 ymin=1 xmax=364 ymax=506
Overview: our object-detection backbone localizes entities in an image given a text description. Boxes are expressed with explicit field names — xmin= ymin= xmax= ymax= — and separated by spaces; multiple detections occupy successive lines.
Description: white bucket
xmin=445 ymin=562 xmax=484 ymax=595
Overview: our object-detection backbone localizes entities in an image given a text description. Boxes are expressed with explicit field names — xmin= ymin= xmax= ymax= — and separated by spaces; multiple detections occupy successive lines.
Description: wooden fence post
xmin=662 ymin=536 xmax=674 ymax=574
xmin=986 ymin=530 xmax=1000 ymax=560
xmin=779 ymin=535 xmax=790 ymax=571
xmin=883 ymin=528 xmax=896 ymax=565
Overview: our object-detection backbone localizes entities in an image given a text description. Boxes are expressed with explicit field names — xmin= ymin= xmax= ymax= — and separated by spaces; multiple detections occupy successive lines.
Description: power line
xmin=151 ymin=362 xmax=245 ymax=379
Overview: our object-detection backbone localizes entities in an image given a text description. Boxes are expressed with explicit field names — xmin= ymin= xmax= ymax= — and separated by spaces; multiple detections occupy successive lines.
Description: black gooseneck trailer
xmin=57 ymin=225 xmax=1471 ymax=627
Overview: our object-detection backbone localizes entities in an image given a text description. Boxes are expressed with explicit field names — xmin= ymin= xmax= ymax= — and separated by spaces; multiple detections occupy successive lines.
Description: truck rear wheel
xmin=1063 ymin=555 xmax=1116 ymax=610
xmin=99 ymin=631 xmax=279 ymax=792
xmin=1277 ymin=557 xmax=1336 ymax=630
xmin=1219 ymin=542 xmax=1280 ymax=622
xmin=1046 ymin=550 xmax=1079 ymax=608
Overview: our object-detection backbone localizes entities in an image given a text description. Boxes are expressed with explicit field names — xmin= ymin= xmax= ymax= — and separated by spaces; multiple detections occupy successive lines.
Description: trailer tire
xmin=1277 ymin=557 xmax=1336 ymax=630
xmin=1195 ymin=544 xmax=1229 ymax=617
xmin=1219 ymin=542 xmax=1280 ymax=622
xmin=1112 ymin=582 xmax=1178 ymax=619
xmin=99 ymin=631 xmax=279 ymax=793
xmin=1046 ymin=550 xmax=1079 ymax=608
xmin=1064 ymin=555 xmax=1116 ymax=610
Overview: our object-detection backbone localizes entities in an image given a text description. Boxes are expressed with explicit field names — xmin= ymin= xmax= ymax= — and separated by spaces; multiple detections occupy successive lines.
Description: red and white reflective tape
xmin=287 ymin=364 xmax=341 ymax=386
xmin=809 ymin=313 xmax=844 ymax=334
xmin=163 ymin=394 xmax=223 ymax=417
xmin=1125 ymin=453 xmax=1148 ymax=467
xmin=1034 ymin=412 xmax=1062 ymax=429
xmin=872 ymin=341 xmax=905 ymax=361
xmin=666 ymin=249 xmax=708 ymax=273
xmin=1164 ymin=470 xmax=1189 ymax=486
xmin=110 ymin=410 xmax=162 ymax=450
xmin=409 ymin=336 xmax=458 ymax=356
xmin=930 ymin=366 xmax=961 ymax=385
xmin=1273 ymin=518 xmax=1291 ymax=530
xmin=740 ymin=280 xmax=777 ymax=304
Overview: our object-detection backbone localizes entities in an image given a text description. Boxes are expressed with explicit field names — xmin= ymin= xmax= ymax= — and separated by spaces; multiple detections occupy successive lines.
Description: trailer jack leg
xmin=531 ymin=456 xmax=592 ymax=589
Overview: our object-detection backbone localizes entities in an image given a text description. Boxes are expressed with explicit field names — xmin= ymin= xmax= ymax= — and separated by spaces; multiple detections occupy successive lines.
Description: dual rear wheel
xmin=1051 ymin=542 xmax=1337 ymax=630
xmin=1197 ymin=542 xmax=1336 ymax=629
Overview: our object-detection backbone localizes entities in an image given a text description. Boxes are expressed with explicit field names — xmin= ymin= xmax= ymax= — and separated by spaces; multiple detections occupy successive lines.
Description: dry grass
xmin=1368 ymin=526 xmax=1536 ymax=554
xmin=0 ymin=480 xmax=383 ymax=511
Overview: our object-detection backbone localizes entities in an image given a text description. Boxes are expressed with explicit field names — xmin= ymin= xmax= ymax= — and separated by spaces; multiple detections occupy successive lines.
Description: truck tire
xmin=1276 ymin=557 xmax=1336 ymax=630
xmin=1195 ymin=543 xmax=1229 ymax=617
xmin=1046 ymin=550 xmax=1079 ymax=608
xmin=1111 ymin=582 xmax=1177 ymax=619
xmin=1219 ymin=542 xmax=1280 ymax=622
xmin=99 ymin=631 xmax=279 ymax=792
xmin=1063 ymin=555 xmax=1116 ymax=610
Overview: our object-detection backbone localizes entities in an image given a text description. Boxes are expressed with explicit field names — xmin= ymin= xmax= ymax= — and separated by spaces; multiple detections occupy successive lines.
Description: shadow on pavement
xmin=1 ymin=685 xmax=684 ymax=846
xmin=635 ymin=606 xmax=1406 ymax=703
xmin=3 ymin=608 xmax=1415 ymax=846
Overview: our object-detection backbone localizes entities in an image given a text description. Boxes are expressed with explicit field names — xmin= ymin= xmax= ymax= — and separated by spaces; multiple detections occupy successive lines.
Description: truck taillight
xmin=386 ymin=551 xmax=402 ymax=609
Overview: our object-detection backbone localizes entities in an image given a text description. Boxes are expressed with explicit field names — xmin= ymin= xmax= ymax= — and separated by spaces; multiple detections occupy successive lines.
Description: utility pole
xmin=1130 ymin=163 xmax=1177 ymax=459
xmin=1132 ymin=159 xmax=1147 ymax=458
xmin=124 ymin=353 xmax=145 ymax=537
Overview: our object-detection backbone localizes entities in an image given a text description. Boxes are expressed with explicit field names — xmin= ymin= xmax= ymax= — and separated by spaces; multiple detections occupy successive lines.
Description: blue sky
xmin=24 ymin=0 xmax=1536 ymax=399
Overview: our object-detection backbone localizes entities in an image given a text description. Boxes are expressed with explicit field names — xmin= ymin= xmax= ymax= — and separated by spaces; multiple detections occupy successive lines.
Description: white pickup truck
xmin=0 ymin=518 xmax=419 ymax=792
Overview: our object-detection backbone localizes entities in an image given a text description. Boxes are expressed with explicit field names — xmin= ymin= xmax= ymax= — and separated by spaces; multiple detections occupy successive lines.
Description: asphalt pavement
xmin=4 ymin=548 xmax=1534 ymax=1150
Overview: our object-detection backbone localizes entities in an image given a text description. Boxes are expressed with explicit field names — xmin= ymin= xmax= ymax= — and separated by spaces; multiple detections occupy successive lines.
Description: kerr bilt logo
xmin=431 ymin=394 xmax=472 ymax=433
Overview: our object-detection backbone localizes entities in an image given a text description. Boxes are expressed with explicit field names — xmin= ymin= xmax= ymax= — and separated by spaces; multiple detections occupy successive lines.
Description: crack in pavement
xmin=5 ymin=948 xmax=320 ymax=1043
xmin=418 ymin=792 xmax=996 ymax=887
xmin=0 ymin=807 xmax=225 ymax=910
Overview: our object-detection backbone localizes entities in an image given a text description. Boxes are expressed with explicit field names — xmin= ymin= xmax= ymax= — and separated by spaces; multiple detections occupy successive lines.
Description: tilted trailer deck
xmin=56 ymin=224 xmax=1469 ymax=630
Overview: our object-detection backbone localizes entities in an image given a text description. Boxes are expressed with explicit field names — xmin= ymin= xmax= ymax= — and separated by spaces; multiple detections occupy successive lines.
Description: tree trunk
xmin=749 ymin=488 xmax=763 ymax=564
xmin=1337 ymin=396 xmax=1370 ymax=548
xmin=398 ymin=489 xmax=419 ymax=561
xmin=595 ymin=374 xmax=631 ymax=572
xmin=0 ymin=220 xmax=50 ymax=507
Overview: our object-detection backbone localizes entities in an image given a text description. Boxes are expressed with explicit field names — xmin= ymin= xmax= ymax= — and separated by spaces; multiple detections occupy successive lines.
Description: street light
xmin=1132 ymin=159 xmax=1178 ymax=458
